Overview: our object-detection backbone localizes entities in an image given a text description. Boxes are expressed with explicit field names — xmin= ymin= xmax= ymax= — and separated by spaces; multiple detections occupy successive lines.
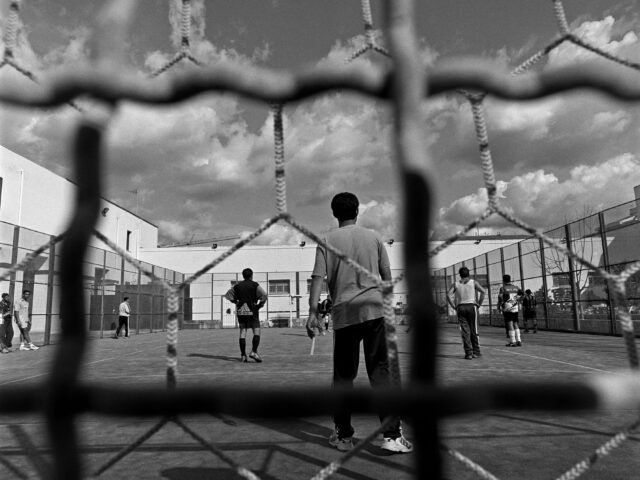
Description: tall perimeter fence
xmin=0 ymin=218 xmax=410 ymax=343
xmin=1 ymin=1 xmax=640 ymax=480
xmin=0 ymin=220 xmax=185 ymax=345
xmin=434 ymin=196 xmax=640 ymax=335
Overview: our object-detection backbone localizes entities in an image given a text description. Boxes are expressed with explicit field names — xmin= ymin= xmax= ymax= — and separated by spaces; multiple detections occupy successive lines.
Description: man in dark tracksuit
xmin=225 ymin=268 xmax=268 ymax=363
xmin=522 ymin=289 xmax=538 ymax=333
xmin=1 ymin=293 xmax=13 ymax=353
xmin=447 ymin=266 xmax=486 ymax=360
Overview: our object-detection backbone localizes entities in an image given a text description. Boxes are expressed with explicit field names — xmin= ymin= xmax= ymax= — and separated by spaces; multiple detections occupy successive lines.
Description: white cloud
xmin=437 ymin=154 xmax=640 ymax=237
xmin=358 ymin=200 xmax=400 ymax=241
xmin=157 ymin=220 xmax=190 ymax=242
xmin=547 ymin=16 xmax=640 ymax=68
xmin=485 ymin=98 xmax=560 ymax=140
xmin=240 ymin=223 xmax=302 ymax=246
xmin=590 ymin=110 xmax=631 ymax=134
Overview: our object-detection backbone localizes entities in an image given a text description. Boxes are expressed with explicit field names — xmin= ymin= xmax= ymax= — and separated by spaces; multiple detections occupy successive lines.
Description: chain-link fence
xmin=0 ymin=220 xmax=184 ymax=345
xmin=434 ymin=197 xmax=640 ymax=335
xmin=1 ymin=1 xmax=640 ymax=480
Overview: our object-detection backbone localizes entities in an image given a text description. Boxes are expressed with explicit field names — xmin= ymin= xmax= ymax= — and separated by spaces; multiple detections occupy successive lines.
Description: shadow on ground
xmin=187 ymin=353 xmax=240 ymax=362
xmin=162 ymin=467 xmax=276 ymax=480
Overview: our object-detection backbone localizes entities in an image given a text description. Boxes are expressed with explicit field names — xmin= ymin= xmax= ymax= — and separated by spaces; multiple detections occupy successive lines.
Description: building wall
xmin=140 ymin=238 xmax=523 ymax=326
xmin=139 ymin=238 xmax=523 ymax=275
xmin=0 ymin=145 xmax=157 ymax=255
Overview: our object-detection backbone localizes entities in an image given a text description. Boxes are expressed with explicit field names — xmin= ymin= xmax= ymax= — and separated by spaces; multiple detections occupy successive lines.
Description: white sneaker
xmin=19 ymin=344 xmax=29 ymax=351
xmin=381 ymin=436 xmax=413 ymax=453
xmin=29 ymin=344 xmax=39 ymax=350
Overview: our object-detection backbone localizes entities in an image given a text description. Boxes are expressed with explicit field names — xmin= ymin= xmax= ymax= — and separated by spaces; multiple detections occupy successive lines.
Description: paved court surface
xmin=0 ymin=323 xmax=638 ymax=479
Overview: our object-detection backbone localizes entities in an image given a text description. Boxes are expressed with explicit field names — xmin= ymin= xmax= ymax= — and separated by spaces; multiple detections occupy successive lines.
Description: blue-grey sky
xmin=1 ymin=0 xmax=639 ymax=244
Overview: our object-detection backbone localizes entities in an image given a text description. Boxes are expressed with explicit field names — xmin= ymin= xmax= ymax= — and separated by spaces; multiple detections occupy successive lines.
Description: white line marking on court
xmin=495 ymin=348 xmax=616 ymax=374
xmin=92 ymin=370 xmax=331 ymax=380
xmin=4 ymin=337 xmax=206 ymax=385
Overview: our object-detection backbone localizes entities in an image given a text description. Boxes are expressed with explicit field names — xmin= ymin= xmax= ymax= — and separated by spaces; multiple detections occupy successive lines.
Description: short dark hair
xmin=331 ymin=192 xmax=359 ymax=222
xmin=503 ymin=274 xmax=511 ymax=283
xmin=525 ymin=289 xmax=532 ymax=295
xmin=23 ymin=289 xmax=31 ymax=295
xmin=124 ymin=296 xmax=129 ymax=301
xmin=458 ymin=266 xmax=470 ymax=278
xmin=1 ymin=293 xmax=8 ymax=299
xmin=242 ymin=268 xmax=253 ymax=279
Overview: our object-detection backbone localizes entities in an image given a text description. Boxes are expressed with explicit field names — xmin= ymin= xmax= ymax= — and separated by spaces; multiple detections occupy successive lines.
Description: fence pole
xmin=99 ymin=249 xmax=106 ymax=339
xmin=44 ymin=235 xmax=56 ymax=345
xmin=8 ymin=226 xmax=19 ymax=309
xmin=598 ymin=212 xmax=615 ymax=335
xmin=565 ymin=224 xmax=580 ymax=331
xmin=211 ymin=273 xmax=215 ymax=328
xmin=485 ymin=253 xmax=493 ymax=325
xmin=518 ymin=242 xmax=525 ymax=292
xmin=539 ymin=237 xmax=550 ymax=329
xmin=136 ymin=266 xmax=141 ymax=335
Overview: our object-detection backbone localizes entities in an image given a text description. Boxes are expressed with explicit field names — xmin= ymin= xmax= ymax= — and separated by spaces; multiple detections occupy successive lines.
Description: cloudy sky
xmin=1 ymin=0 xmax=639 ymax=245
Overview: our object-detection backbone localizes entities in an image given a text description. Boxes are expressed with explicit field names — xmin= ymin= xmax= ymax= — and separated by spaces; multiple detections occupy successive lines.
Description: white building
xmin=0 ymin=145 xmax=157 ymax=255
xmin=139 ymin=237 xmax=523 ymax=327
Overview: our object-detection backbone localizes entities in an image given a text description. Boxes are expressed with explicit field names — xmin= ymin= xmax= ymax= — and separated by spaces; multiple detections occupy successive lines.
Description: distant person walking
xmin=318 ymin=297 xmax=332 ymax=335
xmin=447 ymin=266 xmax=486 ymax=360
xmin=225 ymin=268 xmax=268 ymax=363
xmin=1 ymin=293 xmax=13 ymax=353
xmin=522 ymin=289 xmax=538 ymax=333
xmin=14 ymin=290 xmax=38 ymax=351
xmin=114 ymin=297 xmax=131 ymax=338
xmin=498 ymin=275 xmax=523 ymax=347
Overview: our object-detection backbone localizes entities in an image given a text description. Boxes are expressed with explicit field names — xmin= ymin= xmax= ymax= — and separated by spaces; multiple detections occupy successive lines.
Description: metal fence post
xmin=8 ymin=226 xmax=19 ymax=307
xmin=44 ymin=235 xmax=56 ymax=345
xmin=485 ymin=253 xmax=493 ymax=325
xmin=136 ymin=266 xmax=141 ymax=335
xmin=565 ymin=224 xmax=580 ymax=331
xmin=539 ymin=237 xmax=549 ymax=329
xmin=99 ymin=249 xmax=106 ymax=339
xmin=211 ymin=273 xmax=215 ymax=328
xmin=598 ymin=212 xmax=615 ymax=335
xmin=518 ymin=241 xmax=525 ymax=292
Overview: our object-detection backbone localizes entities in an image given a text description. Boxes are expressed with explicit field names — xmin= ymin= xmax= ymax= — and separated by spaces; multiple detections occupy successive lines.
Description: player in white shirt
xmin=447 ymin=267 xmax=486 ymax=360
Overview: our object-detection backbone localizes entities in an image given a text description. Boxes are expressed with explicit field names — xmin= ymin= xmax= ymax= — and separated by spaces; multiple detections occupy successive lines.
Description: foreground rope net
xmin=0 ymin=1 xmax=639 ymax=479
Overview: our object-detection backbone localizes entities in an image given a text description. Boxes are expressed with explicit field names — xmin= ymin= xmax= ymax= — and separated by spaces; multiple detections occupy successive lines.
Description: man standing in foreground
xmin=447 ymin=266 xmax=486 ymax=360
xmin=225 ymin=268 xmax=268 ymax=363
xmin=307 ymin=192 xmax=412 ymax=454
xmin=114 ymin=297 xmax=131 ymax=338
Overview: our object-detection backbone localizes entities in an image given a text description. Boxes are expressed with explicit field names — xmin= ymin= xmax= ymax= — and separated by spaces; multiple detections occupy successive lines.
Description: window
xmin=126 ymin=230 xmax=132 ymax=251
xmin=269 ymin=279 xmax=290 ymax=295
xmin=306 ymin=278 xmax=328 ymax=294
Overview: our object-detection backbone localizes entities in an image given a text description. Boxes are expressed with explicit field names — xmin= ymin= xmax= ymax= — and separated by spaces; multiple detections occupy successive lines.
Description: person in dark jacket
xmin=522 ymin=289 xmax=538 ymax=333
xmin=225 ymin=268 xmax=268 ymax=363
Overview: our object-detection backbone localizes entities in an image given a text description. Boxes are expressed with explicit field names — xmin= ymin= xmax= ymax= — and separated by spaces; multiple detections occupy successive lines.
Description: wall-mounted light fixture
xmin=211 ymin=243 xmax=218 ymax=249
xmin=299 ymin=241 xmax=306 ymax=247
xmin=387 ymin=239 xmax=394 ymax=246
xmin=101 ymin=207 xmax=110 ymax=217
